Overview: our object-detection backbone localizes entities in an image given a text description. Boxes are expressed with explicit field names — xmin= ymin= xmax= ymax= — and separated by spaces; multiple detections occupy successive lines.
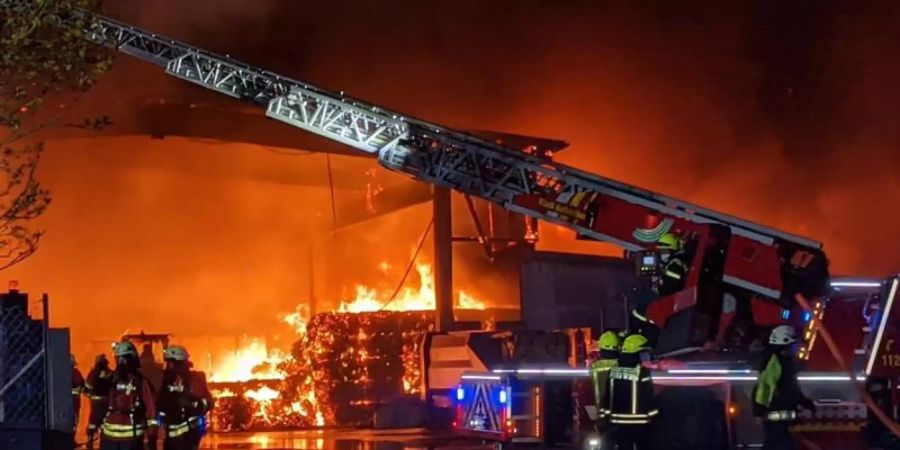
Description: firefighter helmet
xmin=769 ymin=325 xmax=797 ymax=346
xmin=113 ymin=341 xmax=138 ymax=358
xmin=163 ymin=345 xmax=189 ymax=362
xmin=597 ymin=331 xmax=621 ymax=351
xmin=621 ymin=334 xmax=650 ymax=354
xmin=657 ymin=233 xmax=683 ymax=251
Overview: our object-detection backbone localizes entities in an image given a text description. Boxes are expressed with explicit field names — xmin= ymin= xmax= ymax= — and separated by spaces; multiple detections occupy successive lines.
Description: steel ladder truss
xmin=82 ymin=11 xmax=828 ymax=300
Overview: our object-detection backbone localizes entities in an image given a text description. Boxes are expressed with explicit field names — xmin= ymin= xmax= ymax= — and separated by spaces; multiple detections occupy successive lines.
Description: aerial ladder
xmin=76 ymin=11 xmax=829 ymax=352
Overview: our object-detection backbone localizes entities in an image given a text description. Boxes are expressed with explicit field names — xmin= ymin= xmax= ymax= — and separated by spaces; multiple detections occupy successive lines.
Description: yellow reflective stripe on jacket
xmin=610 ymin=417 xmax=651 ymax=424
xmin=664 ymin=270 xmax=683 ymax=279
xmin=609 ymin=410 xmax=658 ymax=420
xmin=101 ymin=423 xmax=145 ymax=438
xmin=102 ymin=422 xmax=146 ymax=432
xmin=754 ymin=355 xmax=782 ymax=409
xmin=166 ymin=421 xmax=192 ymax=437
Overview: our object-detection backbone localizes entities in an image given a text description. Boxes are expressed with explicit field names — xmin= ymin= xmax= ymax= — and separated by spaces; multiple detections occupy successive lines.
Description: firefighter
xmin=85 ymin=354 xmax=114 ymax=449
xmin=657 ymin=232 xmax=688 ymax=295
xmin=100 ymin=341 xmax=157 ymax=450
xmin=590 ymin=331 xmax=620 ymax=432
xmin=753 ymin=325 xmax=815 ymax=450
xmin=157 ymin=345 xmax=213 ymax=450
xmin=603 ymin=334 xmax=658 ymax=450
xmin=628 ymin=309 xmax=660 ymax=349
xmin=72 ymin=354 xmax=86 ymax=444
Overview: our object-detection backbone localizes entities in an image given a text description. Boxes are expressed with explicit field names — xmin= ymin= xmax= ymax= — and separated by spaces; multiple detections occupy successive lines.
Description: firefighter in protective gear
xmin=657 ymin=232 xmax=688 ymax=295
xmin=85 ymin=354 xmax=114 ymax=450
xmin=628 ymin=309 xmax=660 ymax=349
xmin=603 ymin=334 xmax=658 ymax=450
xmin=100 ymin=341 xmax=158 ymax=450
xmin=72 ymin=355 xmax=86 ymax=444
xmin=753 ymin=325 xmax=814 ymax=450
xmin=157 ymin=345 xmax=214 ymax=450
xmin=590 ymin=331 xmax=620 ymax=431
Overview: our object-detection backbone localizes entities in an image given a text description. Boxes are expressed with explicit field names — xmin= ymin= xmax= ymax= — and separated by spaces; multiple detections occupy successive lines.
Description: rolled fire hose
xmin=795 ymin=294 xmax=900 ymax=439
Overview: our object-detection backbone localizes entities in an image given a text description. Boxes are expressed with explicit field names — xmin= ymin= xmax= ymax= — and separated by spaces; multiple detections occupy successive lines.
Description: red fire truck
xmin=449 ymin=276 xmax=899 ymax=449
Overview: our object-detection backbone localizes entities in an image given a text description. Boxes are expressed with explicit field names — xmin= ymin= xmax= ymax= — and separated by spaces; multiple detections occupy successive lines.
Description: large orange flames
xmin=337 ymin=262 xmax=486 ymax=313
xmin=206 ymin=261 xmax=487 ymax=430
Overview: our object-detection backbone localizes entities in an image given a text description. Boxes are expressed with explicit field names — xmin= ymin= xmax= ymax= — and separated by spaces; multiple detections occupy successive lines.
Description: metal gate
xmin=0 ymin=295 xmax=48 ymax=430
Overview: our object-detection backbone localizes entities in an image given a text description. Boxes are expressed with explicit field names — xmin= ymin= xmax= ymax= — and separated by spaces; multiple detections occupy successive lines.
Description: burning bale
xmin=209 ymin=310 xmax=433 ymax=430
xmin=290 ymin=310 xmax=433 ymax=427
xmin=205 ymin=261 xmax=498 ymax=431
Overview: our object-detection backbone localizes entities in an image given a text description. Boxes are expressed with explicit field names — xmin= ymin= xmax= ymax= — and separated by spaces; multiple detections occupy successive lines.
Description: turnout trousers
xmin=762 ymin=421 xmax=796 ymax=450
xmin=603 ymin=424 xmax=652 ymax=450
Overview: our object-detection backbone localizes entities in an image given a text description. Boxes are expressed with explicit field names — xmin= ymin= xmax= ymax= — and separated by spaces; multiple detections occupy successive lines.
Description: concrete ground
xmin=199 ymin=428 xmax=482 ymax=450
xmin=73 ymin=428 xmax=488 ymax=450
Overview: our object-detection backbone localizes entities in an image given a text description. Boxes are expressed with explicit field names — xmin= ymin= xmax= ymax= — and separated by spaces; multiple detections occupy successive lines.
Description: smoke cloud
xmin=4 ymin=0 xmax=899 ymax=364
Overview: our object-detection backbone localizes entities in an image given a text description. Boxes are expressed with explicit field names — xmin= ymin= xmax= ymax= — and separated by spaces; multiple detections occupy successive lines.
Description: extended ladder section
xmin=81 ymin=12 xmax=826 ymax=298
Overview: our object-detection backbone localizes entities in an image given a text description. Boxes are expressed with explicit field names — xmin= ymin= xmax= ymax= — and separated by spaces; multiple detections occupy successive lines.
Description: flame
xmin=245 ymin=386 xmax=279 ymax=402
xmin=283 ymin=304 xmax=311 ymax=335
xmin=337 ymin=263 xmax=487 ymax=313
xmin=208 ymin=260 xmax=490 ymax=430
xmin=209 ymin=337 xmax=287 ymax=382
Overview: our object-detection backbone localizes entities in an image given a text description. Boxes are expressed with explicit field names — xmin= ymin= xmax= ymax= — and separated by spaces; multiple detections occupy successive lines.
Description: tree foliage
xmin=0 ymin=0 xmax=111 ymax=270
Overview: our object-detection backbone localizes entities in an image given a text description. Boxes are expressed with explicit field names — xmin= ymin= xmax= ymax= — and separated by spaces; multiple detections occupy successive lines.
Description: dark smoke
xmin=5 ymin=0 xmax=899 ymax=365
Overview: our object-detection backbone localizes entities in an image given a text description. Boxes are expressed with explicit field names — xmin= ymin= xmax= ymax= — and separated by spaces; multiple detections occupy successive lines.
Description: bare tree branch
xmin=0 ymin=0 xmax=111 ymax=271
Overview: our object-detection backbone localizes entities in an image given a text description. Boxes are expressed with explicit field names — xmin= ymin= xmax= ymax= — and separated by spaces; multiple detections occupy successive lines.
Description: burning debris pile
xmin=210 ymin=311 xmax=433 ymax=430
xmin=207 ymin=262 xmax=489 ymax=431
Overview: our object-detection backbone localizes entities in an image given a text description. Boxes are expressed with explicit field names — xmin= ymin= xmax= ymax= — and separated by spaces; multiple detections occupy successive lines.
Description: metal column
xmin=433 ymin=186 xmax=454 ymax=332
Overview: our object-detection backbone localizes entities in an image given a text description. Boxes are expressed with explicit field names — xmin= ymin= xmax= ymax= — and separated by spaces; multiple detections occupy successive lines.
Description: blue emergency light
xmin=457 ymin=387 xmax=465 ymax=401
xmin=802 ymin=311 xmax=812 ymax=323
xmin=499 ymin=389 xmax=507 ymax=404
xmin=781 ymin=309 xmax=791 ymax=320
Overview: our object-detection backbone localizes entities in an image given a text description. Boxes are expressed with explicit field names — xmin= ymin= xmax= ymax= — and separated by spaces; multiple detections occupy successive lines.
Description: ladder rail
xmin=82 ymin=10 xmax=822 ymax=250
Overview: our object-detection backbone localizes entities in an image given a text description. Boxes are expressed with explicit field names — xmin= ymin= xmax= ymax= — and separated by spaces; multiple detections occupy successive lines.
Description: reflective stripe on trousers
xmin=766 ymin=410 xmax=797 ymax=422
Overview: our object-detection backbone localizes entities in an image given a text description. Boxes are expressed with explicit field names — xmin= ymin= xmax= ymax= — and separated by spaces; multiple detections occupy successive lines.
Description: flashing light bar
xmin=831 ymin=280 xmax=883 ymax=288
xmin=492 ymin=368 xmax=590 ymax=376
xmin=666 ymin=369 xmax=752 ymax=375
xmin=461 ymin=374 xmax=502 ymax=381
xmin=797 ymin=375 xmax=866 ymax=382
xmin=654 ymin=375 xmax=757 ymax=381
xmin=867 ymin=279 xmax=899 ymax=375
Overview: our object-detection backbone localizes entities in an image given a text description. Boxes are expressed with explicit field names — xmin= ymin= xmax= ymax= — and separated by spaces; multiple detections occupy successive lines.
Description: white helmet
xmin=113 ymin=341 xmax=138 ymax=358
xmin=769 ymin=325 xmax=797 ymax=346
xmin=163 ymin=345 xmax=189 ymax=362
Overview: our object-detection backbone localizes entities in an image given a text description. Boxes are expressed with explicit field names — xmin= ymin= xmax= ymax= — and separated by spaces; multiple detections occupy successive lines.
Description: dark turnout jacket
xmin=753 ymin=351 xmax=813 ymax=421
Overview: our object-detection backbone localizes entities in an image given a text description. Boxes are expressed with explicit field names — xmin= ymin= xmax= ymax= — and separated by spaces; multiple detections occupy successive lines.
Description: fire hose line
xmin=379 ymin=216 xmax=434 ymax=311
xmin=795 ymin=294 xmax=900 ymax=439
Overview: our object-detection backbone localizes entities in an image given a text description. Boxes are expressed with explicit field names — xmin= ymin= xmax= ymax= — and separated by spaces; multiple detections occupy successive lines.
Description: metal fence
xmin=0 ymin=302 xmax=47 ymax=429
